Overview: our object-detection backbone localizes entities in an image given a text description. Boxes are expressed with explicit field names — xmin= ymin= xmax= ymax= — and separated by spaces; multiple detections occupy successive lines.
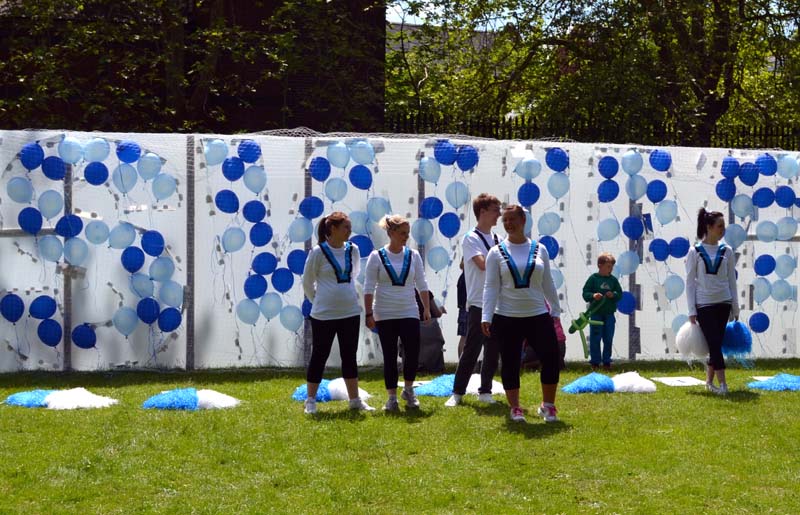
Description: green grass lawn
xmin=2 ymin=360 xmax=800 ymax=514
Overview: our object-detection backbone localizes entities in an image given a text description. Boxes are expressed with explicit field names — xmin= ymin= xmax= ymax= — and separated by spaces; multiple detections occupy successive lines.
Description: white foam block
xmin=651 ymin=376 xmax=706 ymax=386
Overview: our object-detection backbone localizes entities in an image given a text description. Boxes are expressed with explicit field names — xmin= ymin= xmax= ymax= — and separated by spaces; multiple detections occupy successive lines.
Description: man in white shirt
xmin=446 ymin=193 xmax=502 ymax=406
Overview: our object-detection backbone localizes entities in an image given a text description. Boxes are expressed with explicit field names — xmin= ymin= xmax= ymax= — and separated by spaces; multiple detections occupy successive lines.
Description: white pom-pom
xmin=612 ymin=371 xmax=657 ymax=393
xmin=327 ymin=378 xmax=372 ymax=401
xmin=676 ymin=321 xmax=709 ymax=359
xmin=45 ymin=388 xmax=119 ymax=410
xmin=196 ymin=389 xmax=240 ymax=409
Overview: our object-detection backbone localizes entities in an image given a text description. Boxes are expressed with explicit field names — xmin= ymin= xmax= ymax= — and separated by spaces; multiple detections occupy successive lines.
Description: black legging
xmin=376 ymin=318 xmax=420 ymax=390
xmin=697 ymin=303 xmax=731 ymax=370
xmin=490 ymin=313 xmax=560 ymax=389
xmin=306 ymin=315 xmax=360 ymax=383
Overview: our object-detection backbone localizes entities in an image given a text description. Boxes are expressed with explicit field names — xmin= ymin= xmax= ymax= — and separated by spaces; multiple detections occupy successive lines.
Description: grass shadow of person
xmin=686 ymin=389 xmax=760 ymax=403
xmin=505 ymin=418 xmax=571 ymax=439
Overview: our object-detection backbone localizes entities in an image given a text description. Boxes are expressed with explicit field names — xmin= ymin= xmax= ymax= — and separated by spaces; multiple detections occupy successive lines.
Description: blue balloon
xmin=159 ymin=280 xmax=184 ymax=307
xmin=724 ymin=223 xmax=746 ymax=249
xmin=419 ymin=157 xmax=441 ymax=183
xmin=649 ymin=238 xmax=669 ymax=261
xmin=72 ymin=324 xmax=97 ymax=349
xmin=596 ymin=218 xmax=619 ymax=241
xmin=438 ymin=212 xmax=461 ymax=238
xmin=754 ymin=254 xmax=776 ymax=276
xmin=350 ymin=140 xmax=375 ymax=165
xmin=756 ymin=153 xmax=777 ymax=176
xmin=649 ymin=149 xmax=671 ymax=171
xmin=434 ymin=140 xmax=457 ymax=165
xmin=671 ymin=314 xmax=689 ymax=335
xmin=204 ymin=138 xmax=228 ymax=166
xmin=109 ymin=222 xmax=136 ymax=249
xmin=545 ymin=148 xmax=569 ymax=172
xmin=411 ymin=218 xmax=434 ymax=245
xmin=287 ymin=249 xmax=308 ymax=275
xmin=302 ymin=299 xmax=313 ymax=318
xmin=42 ymin=156 xmax=66 ymax=180
xmin=350 ymin=211 xmax=369 ymax=234
xmin=615 ymin=250 xmax=640 ymax=276
xmin=272 ymin=268 xmax=294 ymax=293
xmin=777 ymin=155 xmax=799 ymax=179
xmin=540 ymin=235 xmax=559 ymax=259
xmin=64 ymin=237 xmax=88 ymax=266
xmin=327 ymin=142 xmax=350 ymax=168
xmin=215 ymin=189 xmax=239 ymax=213
xmin=299 ymin=196 xmax=324 ymax=219
xmin=113 ymin=307 xmax=139 ymax=337
xmin=625 ymin=175 xmax=647 ymax=200
xmin=517 ymin=182 xmax=540 ymax=206
xmin=597 ymin=180 xmax=619 ymax=203
xmin=288 ymin=217 xmax=313 ymax=243
xmin=427 ymin=246 xmax=450 ymax=272
xmin=18 ymin=207 xmax=42 ymax=235
xmin=221 ymin=227 xmax=246 ymax=253
xmin=547 ymin=172 xmax=570 ymax=198
xmin=716 ymin=178 xmax=737 ymax=202
xmin=38 ymin=190 xmax=63 ymax=219
xmin=551 ymin=268 xmax=564 ymax=289
xmin=538 ymin=212 xmax=561 ymax=236
xmin=237 ymin=299 xmax=260 ymax=325
xmin=152 ymin=173 xmax=177 ymax=200
xmin=663 ymin=274 xmax=685 ymax=301
xmin=514 ymin=158 xmax=541 ymax=180
xmin=84 ymin=138 xmax=110 ymax=162
xmin=117 ymin=141 xmax=141 ymax=163
xmin=222 ymin=157 xmax=245 ymax=182
xmin=310 ymin=156 xmax=332 ymax=181
xmin=752 ymin=187 xmax=774 ymax=208
xmin=720 ymin=156 xmax=740 ymax=178
xmin=775 ymin=185 xmax=796 ymax=208
xmin=348 ymin=165 xmax=372 ymax=190
xmin=420 ymin=197 xmax=444 ymax=219
xmin=621 ymin=150 xmax=643 ymax=175
xmin=646 ymin=180 xmax=667 ymax=203
xmin=367 ymin=197 xmax=391 ymax=222
xmin=621 ymin=217 xmax=644 ymax=240
xmin=150 ymin=256 xmax=175 ymax=281
xmin=753 ymin=277 xmax=771 ymax=303
xmin=55 ymin=214 xmax=83 ymax=238
xmin=739 ymin=162 xmax=759 ymax=186
xmin=112 ymin=163 xmax=138 ymax=193
xmin=756 ymin=221 xmax=778 ymax=243
xmin=456 ymin=145 xmax=479 ymax=171
xmin=655 ymin=200 xmax=678 ymax=225
xmin=244 ymin=274 xmax=268 ymax=299
xmin=252 ymin=252 xmax=278 ymax=275
xmin=7 ymin=177 xmax=33 ymax=203
xmin=243 ymin=165 xmax=267 ymax=194
xmin=121 ymin=246 xmax=145 ymax=273
xmin=598 ymin=156 xmax=619 ymax=179
xmin=130 ymin=273 xmax=155 ymax=298
xmin=141 ymin=230 xmax=165 ymax=257
xmin=771 ymin=279 xmax=792 ymax=302
xmin=350 ymin=234 xmax=373 ymax=256
xmin=669 ymin=237 xmax=690 ymax=258
xmin=20 ymin=142 xmax=45 ymax=170
xmin=749 ymin=312 xmax=769 ymax=333
xmin=39 ymin=235 xmax=63 ymax=262
xmin=30 ymin=295 xmax=57 ymax=320
xmin=325 ymin=177 xmax=348 ymax=202
xmin=777 ymin=217 xmax=798 ymax=241
xmin=617 ymin=292 xmax=636 ymax=314
xmin=731 ymin=194 xmax=753 ymax=218
xmin=1 ymin=293 xmax=24 ymax=324
xmin=237 ymin=140 xmax=261 ymax=163
xmin=259 ymin=293 xmax=283 ymax=319
xmin=243 ymin=200 xmax=266 ymax=223
xmin=37 ymin=319 xmax=62 ymax=347
xmin=158 ymin=307 xmax=182 ymax=332
xmin=137 ymin=152 xmax=162 ymax=181
xmin=137 ymin=297 xmax=160 ymax=324
xmin=280 ymin=305 xmax=304 ymax=332
xmin=445 ymin=181 xmax=470 ymax=209
xmin=775 ymin=254 xmax=796 ymax=279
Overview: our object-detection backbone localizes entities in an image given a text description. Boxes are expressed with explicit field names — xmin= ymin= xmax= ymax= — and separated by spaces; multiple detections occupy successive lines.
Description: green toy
xmin=568 ymin=297 xmax=608 ymax=358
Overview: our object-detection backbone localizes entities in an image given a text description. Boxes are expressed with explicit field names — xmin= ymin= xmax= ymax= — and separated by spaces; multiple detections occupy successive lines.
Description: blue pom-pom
xmin=722 ymin=320 xmax=752 ymax=357
xmin=5 ymin=389 xmax=58 ymax=407
xmin=143 ymin=387 xmax=199 ymax=410
xmin=748 ymin=373 xmax=800 ymax=391
xmin=414 ymin=374 xmax=455 ymax=397
xmin=562 ymin=372 xmax=615 ymax=394
xmin=291 ymin=379 xmax=332 ymax=402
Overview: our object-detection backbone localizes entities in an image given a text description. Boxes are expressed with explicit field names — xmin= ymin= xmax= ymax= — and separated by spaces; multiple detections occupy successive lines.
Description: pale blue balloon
xmin=325 ymin=177 xmax=348 ymax=202
xmin=547 ymin=172 xmax=570 ymax=198
xmin=411 ymin=218 xmax=433 ymax=245
xmin=621 ymin=150 xmax=643 ymax=175
xmin=756 ymin=221 xmax=778 ymax=243
xmin=671 ymin=314 xmax=689 ymax=335
xmin=427 ymin=246 xmax=450 ymax=272
xmin=243 ymin=165 xmax=267 ymax=194
xmin=777 ymin=217 xmax=798 ymax=241
xmin=84 ymin=220 xmax=109 ymax=244
xmin=655 ymin=199 xmax=678 ymax=225
xmin=38 ymin=190 xmax=63 ymax=219
xmin=288 ymin=217 xmax=313 ymax=243
xmin=221 ymin=227 xmax=246 ymax=253
xmin=108 ymin=222 xmax=136 ymax=249
xmin=551 ymin=268 xmax=564 ymax=289
xmin=137 ymin=152 xmax=162 ymax=181
xmin=538 ymin=212 xmax=561 ymax=236
xmin=772 ymin=279 xmax=792 ymax=302
xmin=204 ymin=139 xmax=228 ymax=166
xmin=597 ymin=218 xmax=620 ymax=241
xmin=152 ymin=173 xmax=177 ymax=200
xmin=419 ymin=157 xmax=441 ymax=183
xmin=350 ymin=140 xmax=375 ymax=165
xmin=38 ymin=235 xmax=63 ymax=262
xmin=367 ymin=197 xmax=391 ymax=222
xmin=663 ymin=274 xmax=685 ymax=301
xmin=84 ymin=138 xmax=110 ymax=162
xmin=723 ymin=223 xmax=746 ymax=249
xmin=777 ymin=155 xmax=799 ymax=179
xmin=159 ymin=280 xmax=184 ymax=307
xmin=130 ymin=273 xmax=155 ymax=298
xmin=113 ymin=306 xmax=139 ymax=337
xmin=350 ymin=211 xmax=369 ymax=234
xmin=356 ymin=257 xmax=367 ymax=285
xmin=752 ymin=277 xmax=771 ymax=303
xmin=514 ymin=158 xmax=541 ymax=180
xmin=259 ymin=292 xmax=283 ymax=319
xmin=280 ymin=305 xmax=304 ymax=332
xmin=64 ymin=237 xmax=89 ymax=266
xmin=327 ymin=142 xmax=350 ymax=169
xmin=523 ymin=208 xmax=533 ymax=235
xmin=614 ymin=250 xmax=640 ymax=276
xmin=149 ymin=256 xmax=175 ymax=283
xmin=731 ymin=194 xmax=753 ymax=219
xmin=7 ymin=177 xmax=33 ymax=204
xmin=58 ymin=137 xmax=84 ymax=164
xmin=625 ymin=175 xmax=647 ymax=200
xmin=112 ymin=163 xmax=138 ymax=193
xmin=775 ymin=254 xmax=796 ymax=279
xmin=445 ymin=181 xmax=470 ymax=209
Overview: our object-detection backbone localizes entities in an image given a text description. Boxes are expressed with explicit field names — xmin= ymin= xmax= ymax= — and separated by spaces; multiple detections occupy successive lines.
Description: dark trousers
xmin=491 ymin=313 xmax=560 ymax=390
xmin=376 ymin=318 xmax=420 ymax=390
xmin=306 ymin=315 xmax=360 ymax=383
xmin=697 ymin=303 xmax=731 ymax=370
xmin=452 ymin=306 xmax=499 ymax=395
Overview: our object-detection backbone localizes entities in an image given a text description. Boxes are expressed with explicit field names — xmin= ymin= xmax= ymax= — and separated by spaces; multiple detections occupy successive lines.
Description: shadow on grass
xmin=306 ymin=409 xmax=375 ymax=422
xmin=380 ymin=406 xmax=434 ymax=424
xmin=686 ymin=389 xmax=760 ymax=403
xmin=505 ymin=418 xmax=571 ymax=439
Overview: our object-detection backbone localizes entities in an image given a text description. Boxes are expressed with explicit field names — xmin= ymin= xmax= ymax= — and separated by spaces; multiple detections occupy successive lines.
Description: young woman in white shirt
xmin=364 ymin=215 xmax=431 ymax=411
xmin=481 ymin=205 xmax=562 ymax=423
xmin=301 ymin=212 xmax=374 ymax=414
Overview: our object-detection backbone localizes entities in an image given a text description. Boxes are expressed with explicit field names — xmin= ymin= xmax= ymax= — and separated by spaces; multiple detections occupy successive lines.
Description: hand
xmin=481 ymin=322 xmax=491 ymax=337
xmin=689 ymin=315 xmax=697 ymax=325
xmin=593 ymin=293 xmax=603 ymax=301
xmin=422 ymin=310 xmax=432 ymax=325
xmin=365 ymin=315 xmax=376 ymax=330
xmin=440 ymin=306 xmax=447 ymax=315
xmin=605 ymin=291 xmax=614 ymax=298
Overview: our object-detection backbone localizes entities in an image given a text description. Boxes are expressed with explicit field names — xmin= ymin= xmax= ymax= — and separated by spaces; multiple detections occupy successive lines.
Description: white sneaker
xmin=510 ymin=406 xmax=526 ymax=422
xmin=349 ymin=398 xmax=375 ymax=411
xmin=718 ymin=384 xmax=729 ymax=395
xmin=401 ymin=388 xmax=420 ymax=408
xmin=303 ymin=398 xmax=317 ymax=414
xmin=537 ymin=403 xmax=559 ymax=422
xmin=705 ymin=383 xmax=720 ymax=394
xmin=383 ymin=398 xmax=399 ymax=412
xmin=444 ymin=394 xmax=462 ymax=407
xmin=477 ymin=393 xmax=496 ymax=404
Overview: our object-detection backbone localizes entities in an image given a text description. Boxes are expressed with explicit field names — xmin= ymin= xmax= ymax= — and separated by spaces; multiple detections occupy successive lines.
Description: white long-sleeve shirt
xmin=363 ymin=246 xmax=428 ymax=321
xmin=462 ymin=228 xmax=498 ymax=309
xmin=685 ymin=242 xmax=739 ymax=317
xmin=481 ymin=238 xmax=561 ymax=322
xmin=302 ymin=242 xmax=362 ymax=320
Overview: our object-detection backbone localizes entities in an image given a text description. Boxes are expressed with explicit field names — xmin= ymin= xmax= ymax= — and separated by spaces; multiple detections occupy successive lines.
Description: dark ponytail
xmin=697 ymin=208 xmax=724 ymax=240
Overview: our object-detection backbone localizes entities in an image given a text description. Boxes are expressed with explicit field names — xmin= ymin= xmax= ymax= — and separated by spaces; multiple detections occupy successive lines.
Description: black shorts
xmin=456 ymin=309 xmax=468 ymax=336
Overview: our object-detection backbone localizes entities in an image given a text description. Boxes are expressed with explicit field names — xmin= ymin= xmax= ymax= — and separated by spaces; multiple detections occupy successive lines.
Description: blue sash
xmin=319 ymin=241 xmax=353 ymax=283
xmin=498 ymin=240 xmax=538 ymax=289
xmin=473 ymin=228 xmax=499 ymax=252
xmin=378 ymin=247 xmax=411 ymax=286
xmin=696 ymin=243 xmax=726 ymax=275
